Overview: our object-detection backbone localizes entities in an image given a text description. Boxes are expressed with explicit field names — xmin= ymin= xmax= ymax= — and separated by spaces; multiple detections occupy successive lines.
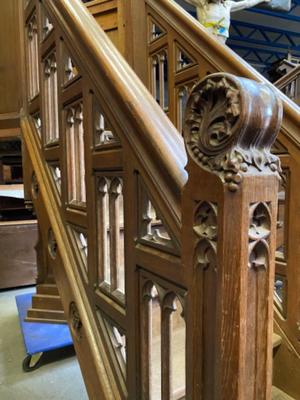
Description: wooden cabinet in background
xmin=0 ymin=220 xmax=37 ymax=289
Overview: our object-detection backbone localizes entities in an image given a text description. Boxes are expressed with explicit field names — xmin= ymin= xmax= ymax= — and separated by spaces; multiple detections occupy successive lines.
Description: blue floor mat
xmin=16 ymin=292 xmax=72 ymax=355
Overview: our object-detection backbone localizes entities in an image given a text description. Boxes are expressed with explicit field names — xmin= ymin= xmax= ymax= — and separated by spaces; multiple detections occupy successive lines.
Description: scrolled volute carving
xmin=184 ymin=73 xmax=282 ymax=191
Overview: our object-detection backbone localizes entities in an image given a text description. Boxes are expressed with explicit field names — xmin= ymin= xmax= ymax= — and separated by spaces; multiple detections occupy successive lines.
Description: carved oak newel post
xmin=182 ymin=73 xmax=282 ymax=399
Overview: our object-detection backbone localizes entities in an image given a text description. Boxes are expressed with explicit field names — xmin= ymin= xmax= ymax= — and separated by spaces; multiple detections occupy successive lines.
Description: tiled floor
xmin=0 ymin=286 xmax=88 ymax=400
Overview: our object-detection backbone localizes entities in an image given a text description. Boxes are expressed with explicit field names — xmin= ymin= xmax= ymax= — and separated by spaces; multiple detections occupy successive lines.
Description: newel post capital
xmin=184 ymin=73 xmax=282 ymax=191
xmin=182 ymin=73 xmax=282 ymax=399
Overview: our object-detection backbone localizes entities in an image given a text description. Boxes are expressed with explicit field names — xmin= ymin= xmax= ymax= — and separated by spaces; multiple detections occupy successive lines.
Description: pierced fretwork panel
xmin=62 ymin=46 xmax=79 ymax=84
xmin=26 ymin=13 xmax=39 ymax=100
xmin=276 ymin=169 xmax=289 ymax=262
xmin=41 ymin=6 xmax=53 ymax=40
xmin=151 ymin=50 xmax=169 ymax=112
xmin=149 ymin=18 xmax=166 ymax=42
xmin=97 ymin=176 xmax=125 ymax=301
xmin=43 ymin=52 xmax=59 ymax=144
xmin=141 ymin=278 xmax=186 ymax=400
xmin=48 ymin=162 xmax=61 ymax=195
xmin=274 ymin=274 xmax=288 ymax=318
xmin=176 ymin=82 xmax=195 ymax=134
xmin=32 ymin=112 xmax=42 ymax=138
xmin=138 ymin=182 xmax=179 ymax=254
xmin=70 ymin=226 xmax=88 ymax=274
xmin=275 ymin=168 xmax=289 ymax=318
xmin=97 ymin=311 xmax=127 ymax=386
xmin=65 ymin=102 xmax=86 ymax=205
xmin=94 ymin=101 xmax=119 ymax=148
xmin=175 ymin=45 xmax=195 ymax=72
xmin=281 ymin=78 xmax=300 ymax=104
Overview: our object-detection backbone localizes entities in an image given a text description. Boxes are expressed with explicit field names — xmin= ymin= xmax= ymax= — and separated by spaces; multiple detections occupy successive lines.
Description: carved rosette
xmin=248 ymin=202 xmax=271 ymax=270
xmin=193 ymin=201 xmax=218 ymax=271
xmin=31 ymin=172 xmax=39 ymax=199
xmin=184 ymin=73 xmax=282 ymax=191
xmin=69 ymin=302 xmax=83 ymax=341
xmin=25 ymin=199 xmax=34 ymax=213
xmin=48 ymin=228 xmax=57 ymax=259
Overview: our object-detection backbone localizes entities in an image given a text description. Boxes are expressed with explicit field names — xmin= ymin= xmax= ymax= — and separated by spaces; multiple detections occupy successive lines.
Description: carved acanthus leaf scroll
xmin=184 ymin=74 xmax=282 ymax=191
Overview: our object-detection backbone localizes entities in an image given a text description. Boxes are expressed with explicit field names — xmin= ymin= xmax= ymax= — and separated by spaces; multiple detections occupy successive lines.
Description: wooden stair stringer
xmin=21 ymin=116 xmax=122 ymax=400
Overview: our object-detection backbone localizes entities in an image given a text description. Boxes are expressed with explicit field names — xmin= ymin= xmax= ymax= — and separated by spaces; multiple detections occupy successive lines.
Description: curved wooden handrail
xmin=46 ymin=0 xmax=187 ymax=233
xmin=147 ymin=0 xmax=300 ymax=149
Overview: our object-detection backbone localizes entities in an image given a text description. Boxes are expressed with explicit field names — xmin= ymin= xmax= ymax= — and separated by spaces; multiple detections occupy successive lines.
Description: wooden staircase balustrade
xmin=22 ymin=0 xmax=185 ymax=397
xmin=275 ymin=66 xmax=300 ymax=107
xmin=21 ymin=0 xmax=282 ymax=398
xmin=128 ymin=0 xmax=300 ymax=372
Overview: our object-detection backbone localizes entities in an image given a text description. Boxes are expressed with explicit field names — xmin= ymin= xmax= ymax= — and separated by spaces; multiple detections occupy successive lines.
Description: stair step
xmin=25 ymin=316 xmax=67 ymax=325
xmin=273 ymin=333 xmax=282 ymax=349
xmin=31 ymin=294 xmax=63 ymax=311
xmin=272 ymin=386 xmax=295 ymax=400
xmin=26 ymin=308 xmax=66 ymax=323
xmin=36 ymin=284 xmax=59 ymax=296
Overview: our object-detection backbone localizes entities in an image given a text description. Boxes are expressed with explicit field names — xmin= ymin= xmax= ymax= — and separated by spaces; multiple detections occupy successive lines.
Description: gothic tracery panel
xmin=32 ymin=112 xmax=42 ymax=138
xmin=138 ymin=181 xmax=179 ymax=254
xmin=176 ymin=81 xmax=195 ymax=134
xmin=65 ymin=101 xmax=86 ymax=205
xmin=93 ymin=100 xmax=119 ymax=148
xmin=69 ymin=226 xmax=88 ymax=279
xmin=97 ymin=175 xmax=125 ymax=301
xmin=141 ymin=276 xmax=186 ymax=400
xmin=149 ymin=17 xmax=166 ymax=43
xmin=48 ymin=162 xmax=61 ymax=195
xmin=151 ymin=50 xmax=169 ymax=112
xmin=26 ymin=12 xmax=39 ymax=100
xmin=41 ymin=8 xmax=53 ymax=40
xmin=43 ymin=52 xmax=59 ymax=144
xmin=62 ymin=47 xmax=79 ymax=84
xmin=248 ymin=202 xmax=271 ymax=270
xmin=96 ymin=311 xmax=127 ymax=396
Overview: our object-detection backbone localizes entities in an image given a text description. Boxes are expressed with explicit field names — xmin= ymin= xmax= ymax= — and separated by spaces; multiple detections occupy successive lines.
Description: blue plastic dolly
xmin=15 ymin=292 xmax=73 ymax=372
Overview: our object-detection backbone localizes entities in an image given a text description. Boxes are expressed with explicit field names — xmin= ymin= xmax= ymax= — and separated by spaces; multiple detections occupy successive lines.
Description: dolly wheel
xmin=22 ymin=352 xmax=43 ymax=372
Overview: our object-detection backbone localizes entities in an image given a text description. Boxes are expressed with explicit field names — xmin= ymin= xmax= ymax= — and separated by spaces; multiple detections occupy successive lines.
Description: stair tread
xmin=32 ymin=293 xmax=61 ymax=299
xmin=36 ymin=284 xmax=59 ymax=295
xmin=27 ymin=307 xmax=64 ymax=313
xmin=273 ymin=333 xmax=282 ymax=349
xmin=272 ymin=386 xmax=295 ymax=400
xmin=25 ymin=317 xmax=67 ymax=325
